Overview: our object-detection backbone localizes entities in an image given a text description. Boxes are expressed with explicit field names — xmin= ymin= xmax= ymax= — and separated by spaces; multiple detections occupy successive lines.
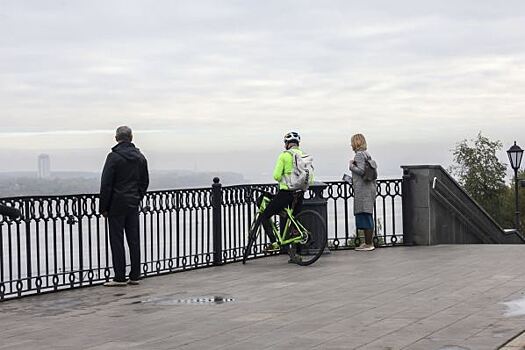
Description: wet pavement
xmin=1 ymin=245 xmax=525 ymax=349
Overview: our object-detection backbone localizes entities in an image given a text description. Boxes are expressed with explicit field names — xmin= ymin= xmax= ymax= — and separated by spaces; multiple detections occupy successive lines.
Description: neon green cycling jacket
xmin=273 ymin=146 xmax=303 ymax=190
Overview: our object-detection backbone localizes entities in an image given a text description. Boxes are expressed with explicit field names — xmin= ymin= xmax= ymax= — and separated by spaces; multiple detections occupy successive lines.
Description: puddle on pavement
xmin=137 ymin=295 xmax=235 ymax=306
xmin=5 ymin=297 xmax=106 ymax=317
xmin=502 ymin=296 xmax=525 ymax=317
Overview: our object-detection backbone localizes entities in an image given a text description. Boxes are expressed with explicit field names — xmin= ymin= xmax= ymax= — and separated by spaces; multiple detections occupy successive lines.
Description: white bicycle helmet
xmin=284 ymin=131 xmax=301 ymax=144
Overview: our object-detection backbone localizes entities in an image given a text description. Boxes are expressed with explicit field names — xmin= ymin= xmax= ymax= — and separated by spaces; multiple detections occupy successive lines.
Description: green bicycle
xmin=242 ymin=189 xmax=327 ymax=266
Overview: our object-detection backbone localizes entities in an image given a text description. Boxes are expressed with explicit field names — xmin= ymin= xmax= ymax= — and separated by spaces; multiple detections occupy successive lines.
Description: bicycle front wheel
xmin=290 ymin=210 xmax=327 ymax=266
xmin=242 ymin=215 xmax=261 ymax=264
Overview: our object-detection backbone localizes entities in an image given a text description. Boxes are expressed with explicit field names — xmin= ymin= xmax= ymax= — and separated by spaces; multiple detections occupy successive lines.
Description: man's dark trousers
xmin=108 ymin=207 xmax=140 ymax=282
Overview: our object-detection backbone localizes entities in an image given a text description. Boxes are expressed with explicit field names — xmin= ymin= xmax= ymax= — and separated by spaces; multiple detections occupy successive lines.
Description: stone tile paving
xmin=1 ymin=245 xmax=525 ymax=349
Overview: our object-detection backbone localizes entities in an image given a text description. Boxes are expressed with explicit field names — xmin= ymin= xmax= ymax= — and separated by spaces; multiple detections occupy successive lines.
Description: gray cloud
xmin=0 ymin=0 xmax=524 ymax=175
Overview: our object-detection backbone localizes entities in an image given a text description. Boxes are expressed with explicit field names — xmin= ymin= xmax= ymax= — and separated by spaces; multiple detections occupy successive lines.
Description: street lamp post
xmin=507 ymin=141 xmax=524 ymax=231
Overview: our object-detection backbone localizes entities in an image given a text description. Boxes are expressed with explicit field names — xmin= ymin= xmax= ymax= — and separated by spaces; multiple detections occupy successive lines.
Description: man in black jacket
xmin=100 ymin=126 xmax=149 ymax=286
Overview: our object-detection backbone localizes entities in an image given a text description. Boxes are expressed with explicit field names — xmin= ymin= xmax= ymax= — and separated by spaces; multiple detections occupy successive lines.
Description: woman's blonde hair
xmin=351 ymin=133 xmax=367 ymax=151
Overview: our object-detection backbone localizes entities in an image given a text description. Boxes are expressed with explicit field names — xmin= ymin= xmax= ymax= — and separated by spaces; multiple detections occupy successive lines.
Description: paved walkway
xmin=2 ymin=245 xmax=525 ymax=350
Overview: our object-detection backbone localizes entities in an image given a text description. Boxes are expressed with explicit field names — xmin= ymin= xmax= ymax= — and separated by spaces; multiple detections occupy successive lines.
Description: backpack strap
xmin=360 ymin=151 xmax=371 ymax=161
xmin=285 ymin=148 xmax=301 ymax=156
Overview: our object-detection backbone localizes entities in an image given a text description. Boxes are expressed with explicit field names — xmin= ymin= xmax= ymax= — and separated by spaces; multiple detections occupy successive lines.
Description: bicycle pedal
xmin=264 ymin=243 xmax=280 ymax=253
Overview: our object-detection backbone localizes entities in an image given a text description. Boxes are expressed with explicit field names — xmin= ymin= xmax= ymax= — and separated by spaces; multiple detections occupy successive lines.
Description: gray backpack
xmin=363 ymin=154 xmax=378 ymax=182
xmin=284 ymin=150 xmax=315 ymax=191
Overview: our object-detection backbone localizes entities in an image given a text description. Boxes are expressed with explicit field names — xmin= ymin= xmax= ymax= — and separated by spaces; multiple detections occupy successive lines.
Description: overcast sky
xmin=0 ymin=1 xmax=524 ymax=179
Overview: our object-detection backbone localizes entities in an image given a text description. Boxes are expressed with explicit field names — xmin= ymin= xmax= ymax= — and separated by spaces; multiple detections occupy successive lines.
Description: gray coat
xmin=349 ymin=150 xmax=377 ymax=214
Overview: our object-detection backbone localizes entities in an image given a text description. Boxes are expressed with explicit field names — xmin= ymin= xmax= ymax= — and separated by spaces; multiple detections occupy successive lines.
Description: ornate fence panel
xmin=221 ymin=184 xmax=278 ymax=264
xmin=215 ymin=179 xmax=403 ymax=262
xmin=324 ymin=180 xmax=403 ymax=249
xmin=140 ymin=188 xmax=214 ymax=275
xmin=0 ymin=194 xmax=109 ymax=300
xmin=0 ymin=178 xmax=402 ymax=301
xmin=0 ymin=187 xmax=215 ymax=301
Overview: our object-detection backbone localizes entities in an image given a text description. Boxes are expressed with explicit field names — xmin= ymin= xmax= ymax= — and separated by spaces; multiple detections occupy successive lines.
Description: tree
xmin=449 ymin=132 xmax=508 ymax=225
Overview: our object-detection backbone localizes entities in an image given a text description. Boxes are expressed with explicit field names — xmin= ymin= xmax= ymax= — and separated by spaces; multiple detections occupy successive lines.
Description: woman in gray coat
xmin=349 ymin=133 xmax=377 ymax=251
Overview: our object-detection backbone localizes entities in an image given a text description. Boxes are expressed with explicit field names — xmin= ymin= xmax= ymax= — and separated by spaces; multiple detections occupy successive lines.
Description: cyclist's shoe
xmin=264 ymin=242 xmax=280 ymax=253
xmin=288 ymin=256 xmax=302 ymax=264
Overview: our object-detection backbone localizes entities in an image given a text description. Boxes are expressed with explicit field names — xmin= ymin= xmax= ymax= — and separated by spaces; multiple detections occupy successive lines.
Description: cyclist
xmin=256 ymin=131 xmax=306 ymax=253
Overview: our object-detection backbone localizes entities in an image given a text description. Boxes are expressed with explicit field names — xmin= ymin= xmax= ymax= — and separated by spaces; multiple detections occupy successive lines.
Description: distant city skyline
xmin=1 ymin=1 xmax=523 ymax=179
xmin=37 ymin=153 xmax=51 ymax=179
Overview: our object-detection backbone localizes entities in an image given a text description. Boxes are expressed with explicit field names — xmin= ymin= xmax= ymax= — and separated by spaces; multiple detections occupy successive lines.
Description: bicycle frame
xmin=257 ymin=197 xmax=306 ymax=246
xmin=244 ymin=191 xmax=326 ymax=266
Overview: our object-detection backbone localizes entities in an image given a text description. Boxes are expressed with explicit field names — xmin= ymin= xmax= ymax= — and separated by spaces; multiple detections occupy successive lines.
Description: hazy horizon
xmin=0 ymin=137 xmax=514 ymax=183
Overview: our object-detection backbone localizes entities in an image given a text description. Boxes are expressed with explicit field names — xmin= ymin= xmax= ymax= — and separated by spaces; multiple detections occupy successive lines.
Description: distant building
xmin=38 ymin=154 xmax=51 ymax=179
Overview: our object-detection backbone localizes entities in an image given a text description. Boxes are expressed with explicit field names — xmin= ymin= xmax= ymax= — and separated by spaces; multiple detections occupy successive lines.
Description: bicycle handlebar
xmin=249 ymin=187 xmax=304 ymax=198
xmin=249 ymin=188 xmax=273 ymax=196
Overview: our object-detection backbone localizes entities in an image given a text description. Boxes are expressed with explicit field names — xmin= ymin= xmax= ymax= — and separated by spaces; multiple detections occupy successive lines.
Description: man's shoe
xmin=356 ymin=244 xmax=375 ymax=251
xmin=128 ymin=279 xmax=140 ymax=285
xmin=354 ymin=243 xmax=367 ymax=251
xmin=103 ymin=280 xmax=127 ymax=287
xmin=264 ymin=242 xmax=280 ymax=253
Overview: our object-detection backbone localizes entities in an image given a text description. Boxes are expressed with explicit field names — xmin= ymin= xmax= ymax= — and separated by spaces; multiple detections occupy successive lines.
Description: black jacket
xmin=0 ymin=204 xmax=21 ymax=219
xmin=99 ymin=142 xmax=149 ymax=216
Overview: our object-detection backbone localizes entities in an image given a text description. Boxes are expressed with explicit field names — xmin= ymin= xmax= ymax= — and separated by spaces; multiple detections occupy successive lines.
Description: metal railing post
xmin=77 ymin=196 xmax=84 ymax=286
xmin=24 ymin=200 xmax=32 ymax=291
xmin=212 ymin=178 xmax=223 ymax=266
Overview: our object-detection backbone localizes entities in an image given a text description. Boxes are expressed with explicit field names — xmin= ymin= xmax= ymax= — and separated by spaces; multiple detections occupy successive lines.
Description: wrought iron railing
xmin=325 ymin=179 xmax=403 ymax=249
xmin=0 ymin=178 xmax=402 ymax=301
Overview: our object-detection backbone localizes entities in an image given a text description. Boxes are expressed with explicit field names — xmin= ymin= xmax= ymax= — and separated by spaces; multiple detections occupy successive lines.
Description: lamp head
xmin=507 ymin=141 xmax=523 ymax=171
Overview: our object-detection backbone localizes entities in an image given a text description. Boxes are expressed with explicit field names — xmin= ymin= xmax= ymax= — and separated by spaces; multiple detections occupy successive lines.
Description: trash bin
xmin=298 ymin=181 xmax=329 ymax=253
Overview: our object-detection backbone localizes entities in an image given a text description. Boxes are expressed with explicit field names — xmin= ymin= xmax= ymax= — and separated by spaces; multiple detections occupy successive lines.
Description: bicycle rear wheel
xmin=242 ymin=215 xmax=261 ymax=264
xmin=289 ymin=210 xmax=327 ymax=266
